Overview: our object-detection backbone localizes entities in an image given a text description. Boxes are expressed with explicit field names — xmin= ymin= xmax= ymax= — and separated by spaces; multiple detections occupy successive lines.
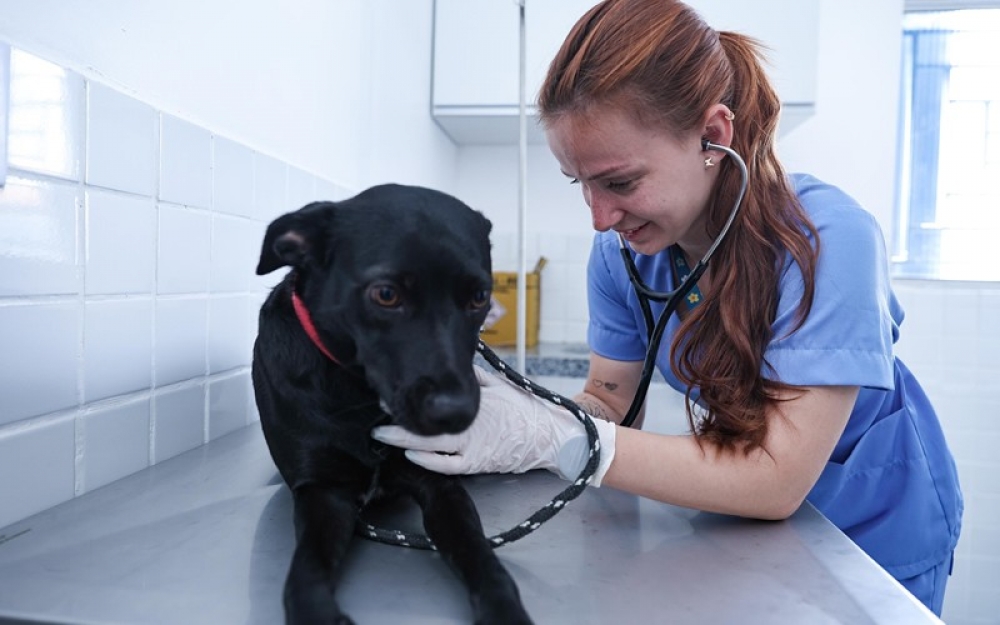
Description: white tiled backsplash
xmin=0 ymin=47 xmax=351 ymax=529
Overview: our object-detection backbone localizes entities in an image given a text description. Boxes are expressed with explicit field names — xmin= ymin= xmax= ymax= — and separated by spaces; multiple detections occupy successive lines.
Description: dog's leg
xmin=394 ymin=467 xmax=534 ymax=625
xmin=284 ymin=484 xmax=361 ymax=625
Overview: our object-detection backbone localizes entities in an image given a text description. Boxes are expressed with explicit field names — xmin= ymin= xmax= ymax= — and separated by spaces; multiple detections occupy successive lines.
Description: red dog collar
xmin=291 ymin=290 xmax=342 ymax=365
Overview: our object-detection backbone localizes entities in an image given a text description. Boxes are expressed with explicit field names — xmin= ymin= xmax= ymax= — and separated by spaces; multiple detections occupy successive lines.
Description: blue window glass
xmin=895 ymin=10 xmax=1000 ymax=281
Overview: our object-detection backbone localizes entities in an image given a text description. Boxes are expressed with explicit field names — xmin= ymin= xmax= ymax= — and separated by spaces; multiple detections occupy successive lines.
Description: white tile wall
xmin=0 ymin=302 xmax=79 ymax=425
xmin=208 ymin=295 xmax=252 ymax=374
xmin=154 ymin=297 xmax=208 ymax=386
xmin=287 ymin=166 xmax=318 ymax=210
xmin=85 ymin=190 xmax=156 ymax=294
xmin=208 ymin=373 xmax=252 ymax=440
xmin=86 ymin=82 xmax=157 ymax=196
xmin=212 ymin=137 xmax=255 ymax=218
xmin=0 ymin=48 xmax=351 ymax=530
xmin=0 ymin=176 xmax=80 ymax=296
xmin=83 ymin=299 xmax=153 ymax=402
xmin=210 ymin=213 xmax=255 ymax=292
xmin=252 ymin=153 xmax=287 ymax=221
xmin=7 ymin=49 xmax=84 ymax=181
xmin=152 ymin=383 xmax=207 ymax=464
xmin=157 ymin=204 xmax=211 ymax=294
xmin=0 ymin=415 xmax=76 ymax=529
xmin=79 ymin=397 xmax=151 ymax=493
xmin=892 ymin=281 xmax=1000 ymax=625
xmin=158 ymin=115 xmax=212 ymax=209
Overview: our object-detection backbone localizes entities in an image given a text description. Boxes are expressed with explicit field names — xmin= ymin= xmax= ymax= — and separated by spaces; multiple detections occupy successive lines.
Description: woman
xmin=374 ymin=0 xmax=962 ymax=614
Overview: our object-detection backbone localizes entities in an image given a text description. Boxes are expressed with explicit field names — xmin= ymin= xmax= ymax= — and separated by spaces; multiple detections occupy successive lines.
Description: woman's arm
xmin=572 ymin=354 xmax=647 ymax=427
xmin=581 ymin=353 xmax=858 ymax=520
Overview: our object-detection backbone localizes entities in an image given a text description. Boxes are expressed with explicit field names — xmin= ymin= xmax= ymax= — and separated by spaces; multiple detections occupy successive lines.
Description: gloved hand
xmin=371 ymin=365 xmax=617 ymax=486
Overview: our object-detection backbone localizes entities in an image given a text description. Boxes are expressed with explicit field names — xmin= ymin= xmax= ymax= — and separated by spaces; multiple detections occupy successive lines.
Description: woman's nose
xmin=586 ymin=188 xmax=621 ymax=232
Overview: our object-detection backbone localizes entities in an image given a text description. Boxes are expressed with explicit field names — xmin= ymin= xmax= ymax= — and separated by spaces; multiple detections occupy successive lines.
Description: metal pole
xmin=516 ymin=0 xmax=528 ymax=373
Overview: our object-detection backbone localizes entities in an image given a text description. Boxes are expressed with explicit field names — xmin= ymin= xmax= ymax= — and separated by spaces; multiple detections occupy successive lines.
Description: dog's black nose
xmin=421 ymin=392 xmax=477 ymax=434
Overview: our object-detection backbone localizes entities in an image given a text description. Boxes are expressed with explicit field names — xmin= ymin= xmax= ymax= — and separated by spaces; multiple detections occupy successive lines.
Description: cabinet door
xmin=525 ymin=0 xmax=601 ymax=104
xmin=432 ymin=0 xmax=521 ymax=108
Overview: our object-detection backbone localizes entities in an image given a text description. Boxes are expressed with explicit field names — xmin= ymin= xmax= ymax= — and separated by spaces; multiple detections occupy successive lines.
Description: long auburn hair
xmin=538 ymin=0 xmax=820 ymax=453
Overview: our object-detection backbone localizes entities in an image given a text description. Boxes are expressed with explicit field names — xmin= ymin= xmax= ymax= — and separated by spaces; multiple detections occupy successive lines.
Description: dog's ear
xmin=256 ymin=203 xmax=333 ymax=275
xmin=476 ymin=210 xmax=493 ymax=238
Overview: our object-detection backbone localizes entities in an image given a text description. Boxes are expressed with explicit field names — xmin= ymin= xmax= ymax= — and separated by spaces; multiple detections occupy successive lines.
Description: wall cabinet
xmin=431 ymin=0 xmax=820 ymax=144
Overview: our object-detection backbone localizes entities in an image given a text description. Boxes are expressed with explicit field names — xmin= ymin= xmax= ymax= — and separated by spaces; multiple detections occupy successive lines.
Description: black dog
xmin=252 ymin=184 xmax=533 ymax=625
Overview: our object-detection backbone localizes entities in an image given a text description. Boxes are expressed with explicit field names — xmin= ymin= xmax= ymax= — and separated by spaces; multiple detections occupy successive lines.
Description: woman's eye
xmin=469 ymin=289 xmax=490 ymax=310
xmin=607 ymin=179 xmax=633 ymax=191
xmin=569 ymin=177 xmax=633 ymax=191
xmin=370 ymin=285 xmax=401 ymax=308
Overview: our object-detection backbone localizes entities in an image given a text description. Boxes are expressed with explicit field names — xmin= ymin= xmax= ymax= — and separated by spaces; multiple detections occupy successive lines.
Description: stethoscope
xmin=617 ymin=138 xmax=748 ymax=428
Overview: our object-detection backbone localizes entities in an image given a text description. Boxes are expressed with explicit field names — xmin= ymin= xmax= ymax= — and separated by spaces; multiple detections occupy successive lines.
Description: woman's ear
xmin=700 ymin=103 xmax=736 ymax=153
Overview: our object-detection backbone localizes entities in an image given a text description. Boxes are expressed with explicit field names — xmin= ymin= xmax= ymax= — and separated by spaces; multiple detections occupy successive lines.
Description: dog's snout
xmin=422 ymin=392 xmax=477 ymax=433
xmin=403 ymin=376 xmax=478 ymax=434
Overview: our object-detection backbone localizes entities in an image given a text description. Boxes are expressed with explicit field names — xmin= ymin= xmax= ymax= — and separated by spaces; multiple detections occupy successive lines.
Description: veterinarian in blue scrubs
xmin=374 ymin=0 xmax=963 ymax=614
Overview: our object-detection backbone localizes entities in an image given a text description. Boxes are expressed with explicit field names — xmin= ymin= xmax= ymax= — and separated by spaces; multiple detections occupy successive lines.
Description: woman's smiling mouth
xmin=618 ymin=223 xmax=649 ymax=241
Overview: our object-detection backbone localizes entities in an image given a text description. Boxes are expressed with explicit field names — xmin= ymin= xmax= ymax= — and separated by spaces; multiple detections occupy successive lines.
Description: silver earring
xmin=725 ymin=111 xmax=735 ymax=121
xmin=704 ymin=156 xmax=715 ymax=168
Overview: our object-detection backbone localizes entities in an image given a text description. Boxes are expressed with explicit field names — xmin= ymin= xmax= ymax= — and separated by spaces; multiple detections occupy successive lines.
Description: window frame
xmin=893 ymin=5 xmax=1000 ymax=281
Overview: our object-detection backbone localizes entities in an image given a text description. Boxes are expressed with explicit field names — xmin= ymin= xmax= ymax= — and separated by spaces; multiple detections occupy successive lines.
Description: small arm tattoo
xmin=591 ymin=378 xmax=619 ymax=391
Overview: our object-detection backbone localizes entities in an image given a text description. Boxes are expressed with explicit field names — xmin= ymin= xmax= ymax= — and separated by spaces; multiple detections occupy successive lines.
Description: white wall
xmin=0 ymin=0 xmax=458 ymax=193
xmin=777 ymin=0 xmax=905 ymax=232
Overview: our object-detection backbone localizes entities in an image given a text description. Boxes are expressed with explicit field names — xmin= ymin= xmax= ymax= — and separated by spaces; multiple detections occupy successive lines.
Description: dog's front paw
xmin=284 ymin=587 xmax=356 ymax=625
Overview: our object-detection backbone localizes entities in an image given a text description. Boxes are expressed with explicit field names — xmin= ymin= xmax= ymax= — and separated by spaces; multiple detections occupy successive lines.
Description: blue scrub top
xmin=586 ymin=173 xmax=962 ymax=579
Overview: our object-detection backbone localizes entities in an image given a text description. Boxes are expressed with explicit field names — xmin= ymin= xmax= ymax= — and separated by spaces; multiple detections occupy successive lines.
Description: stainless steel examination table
xmin=0 ymin=424 xmax=941 ymax=624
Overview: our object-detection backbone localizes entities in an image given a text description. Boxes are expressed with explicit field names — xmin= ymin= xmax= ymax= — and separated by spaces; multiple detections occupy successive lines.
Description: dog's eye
xmin=370 ymin=285 xmax=402 ymax=308
xmin=468 ymin=289 xmax=490 ymax=311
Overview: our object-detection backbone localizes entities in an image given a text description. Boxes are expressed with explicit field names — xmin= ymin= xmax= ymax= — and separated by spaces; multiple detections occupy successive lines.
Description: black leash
xmin=357 ymin=340 xmax=601 ymax=550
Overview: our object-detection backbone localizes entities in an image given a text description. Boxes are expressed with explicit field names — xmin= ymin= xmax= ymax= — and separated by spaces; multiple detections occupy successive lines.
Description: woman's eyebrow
xmin=560 ymin=165 xmax=633 ymax=181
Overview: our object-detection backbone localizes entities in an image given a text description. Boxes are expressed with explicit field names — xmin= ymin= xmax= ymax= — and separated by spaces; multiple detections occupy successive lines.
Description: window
xmin=894 ymin=8 xmax=1000 ymax=281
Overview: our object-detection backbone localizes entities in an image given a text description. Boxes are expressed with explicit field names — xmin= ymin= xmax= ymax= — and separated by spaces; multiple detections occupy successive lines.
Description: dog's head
xmin=256 ymin=184 xmax=493 ymax=436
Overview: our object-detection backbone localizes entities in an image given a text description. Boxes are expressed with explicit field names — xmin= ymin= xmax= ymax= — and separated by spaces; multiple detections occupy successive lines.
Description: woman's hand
xmin=372 ymin=365 xmax=617 ymax=484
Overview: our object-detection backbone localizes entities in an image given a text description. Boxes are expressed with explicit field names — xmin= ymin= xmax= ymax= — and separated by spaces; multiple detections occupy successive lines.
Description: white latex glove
xmin=371 ymin=365 xmax=617 ymax=486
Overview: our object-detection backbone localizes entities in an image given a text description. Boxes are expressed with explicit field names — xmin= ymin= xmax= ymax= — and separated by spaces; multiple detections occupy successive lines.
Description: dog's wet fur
xmin=252 ymin=184 xmax=532 ymax=624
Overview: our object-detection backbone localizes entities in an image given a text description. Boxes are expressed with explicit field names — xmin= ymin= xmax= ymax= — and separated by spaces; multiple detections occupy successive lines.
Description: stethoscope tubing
xmin=617 ymin=140 xmax=748 ymax=427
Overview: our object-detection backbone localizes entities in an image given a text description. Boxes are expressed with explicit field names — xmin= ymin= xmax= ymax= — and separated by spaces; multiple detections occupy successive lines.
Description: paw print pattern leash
xmin=357 ymin=339 xmax=601 ymax=550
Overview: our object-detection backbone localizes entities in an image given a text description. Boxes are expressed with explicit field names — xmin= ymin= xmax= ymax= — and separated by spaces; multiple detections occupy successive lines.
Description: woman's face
xmin=545 ymin=105 xmax=719 ymax=257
